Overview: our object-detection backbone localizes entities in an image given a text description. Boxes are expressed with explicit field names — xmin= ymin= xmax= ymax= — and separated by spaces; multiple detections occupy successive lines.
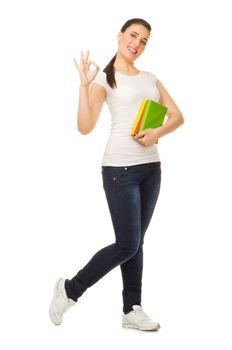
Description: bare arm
xmin=74 ymin=50 xmax=106 ymax=134
xmin=155 ymin=79 xmax=184 ymax=137
xmin=77 ymin=83 xmax=106 ymax=134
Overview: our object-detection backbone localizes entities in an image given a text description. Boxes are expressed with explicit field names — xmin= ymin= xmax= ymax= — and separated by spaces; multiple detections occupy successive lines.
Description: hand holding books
xmin=131 ymin=99 xmax=168 ymax=145
xmin=133 ymin=128 xmax=162 ymax=146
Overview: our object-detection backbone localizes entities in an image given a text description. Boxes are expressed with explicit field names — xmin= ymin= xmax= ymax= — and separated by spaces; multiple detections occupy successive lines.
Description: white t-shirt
xmin=92 ymin=70 xmax=161 ymax=166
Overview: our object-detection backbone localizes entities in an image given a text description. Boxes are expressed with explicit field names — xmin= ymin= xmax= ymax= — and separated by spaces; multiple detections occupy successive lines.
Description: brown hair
xmin=103 ymin=18 xmax=152 ymax=89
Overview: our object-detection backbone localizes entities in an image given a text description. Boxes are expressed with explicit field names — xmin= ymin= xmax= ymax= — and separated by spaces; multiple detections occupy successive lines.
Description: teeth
xmin=128 ymin=47 xmax=137 ymax=54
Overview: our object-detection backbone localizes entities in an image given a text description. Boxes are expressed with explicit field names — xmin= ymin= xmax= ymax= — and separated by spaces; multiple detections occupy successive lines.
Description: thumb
xmin=135 ymin=130 xmax=147 ymax=138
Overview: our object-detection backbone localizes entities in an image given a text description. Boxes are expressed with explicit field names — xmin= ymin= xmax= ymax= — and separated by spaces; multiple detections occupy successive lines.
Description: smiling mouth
xmin=127 ymin=46 xmax=137 ymax=54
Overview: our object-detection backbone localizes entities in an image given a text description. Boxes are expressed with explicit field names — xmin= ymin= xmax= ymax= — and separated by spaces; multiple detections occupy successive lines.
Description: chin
xmin=125 ymin=52 xmax=137 ymax=62
xmin=120 ymin=48 xmax=137 ymax=61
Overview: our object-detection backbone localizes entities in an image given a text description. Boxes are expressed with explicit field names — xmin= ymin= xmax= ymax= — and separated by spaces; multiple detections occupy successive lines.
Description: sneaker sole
xmin=49 ymin=277 xmax=64 ymax=325
xmin=122 ymin=320 xmax=161 ymax=331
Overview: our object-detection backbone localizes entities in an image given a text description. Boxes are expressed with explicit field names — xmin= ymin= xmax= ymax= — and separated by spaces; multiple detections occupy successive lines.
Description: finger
xmin=136 ymin=130 xmax=147 ymax=138
xmin=134 ymin=135 xmax=143 ymax=144
xmin=82 ymin=50 xmax=89 ymax=65
xmin=137 ymin=140 xmax=144 ymax=146
xmin=73 ymin=58 xmax=80 ymax=73
xmin=81 ymin=51 xmax=90 ymax=68
xmin=80 ymin=51 xmax=85 ymax=65
xmin=85 ymin=49 xmax=90 ymax=62
xmin=134 ymin=134 xmax=143 ymax=140
xmin=87 ymin=60 xmax=99 ymax=71
xmin=73 ymin=57 xmax=79 ymax=67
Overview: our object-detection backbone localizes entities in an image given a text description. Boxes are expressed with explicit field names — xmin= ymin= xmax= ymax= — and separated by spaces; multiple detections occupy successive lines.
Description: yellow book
xmin=130 ymin=99 xmax=147 ymax=136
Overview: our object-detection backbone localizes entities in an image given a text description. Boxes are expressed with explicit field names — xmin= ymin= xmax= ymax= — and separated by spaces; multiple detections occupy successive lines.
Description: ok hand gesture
xmin=73 ymin=50 xmax=100 ymax=87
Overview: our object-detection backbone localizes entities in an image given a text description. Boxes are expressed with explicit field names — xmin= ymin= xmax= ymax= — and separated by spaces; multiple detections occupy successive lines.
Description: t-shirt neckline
xmin=115 ymin=70 xmax=142 ymax=77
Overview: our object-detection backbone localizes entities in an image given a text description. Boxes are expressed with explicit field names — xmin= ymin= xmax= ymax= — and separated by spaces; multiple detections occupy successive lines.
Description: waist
xmin=102 ymin=134 xmax=160 ymax=166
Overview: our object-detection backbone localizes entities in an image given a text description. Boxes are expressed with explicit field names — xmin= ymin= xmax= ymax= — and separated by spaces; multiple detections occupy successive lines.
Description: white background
xmin=0 ymin=0 xmax=231 ymax=349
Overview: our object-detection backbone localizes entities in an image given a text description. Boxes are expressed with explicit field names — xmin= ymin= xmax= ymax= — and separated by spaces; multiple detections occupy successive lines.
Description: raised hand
xmin=73 ymin=50 xmax=100 ymax=87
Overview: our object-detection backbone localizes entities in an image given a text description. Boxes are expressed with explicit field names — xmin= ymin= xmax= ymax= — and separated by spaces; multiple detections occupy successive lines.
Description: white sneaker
xmin=122 ymin=305 xmax=160 ymax=331
xmin=49 ymin=278 xmax=76 ymax=325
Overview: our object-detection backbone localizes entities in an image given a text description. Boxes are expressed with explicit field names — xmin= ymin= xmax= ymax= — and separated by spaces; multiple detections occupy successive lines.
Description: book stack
xmin=131 ymin=99 xmax=168 ymax=144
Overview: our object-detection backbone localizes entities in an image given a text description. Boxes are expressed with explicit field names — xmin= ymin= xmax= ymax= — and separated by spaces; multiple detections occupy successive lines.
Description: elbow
xmin=178 ymin=113 xmax=185 ymax=126
xmin=168 ymin=112 xmax=185 ymax=127
xmin=77 ymin=116 xmax=94 ymax=135
xmin=77 ymin=123 xmax=94 ymax=135
xmin=77 ymin=126 xmax=92 ymax=135
xmin=180 ymin=117 xmax=185 ymax=126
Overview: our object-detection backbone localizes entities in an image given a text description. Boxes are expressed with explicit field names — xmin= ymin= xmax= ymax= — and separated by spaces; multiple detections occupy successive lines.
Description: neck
xmin=113 ymin=52 xmax=137 ymax=74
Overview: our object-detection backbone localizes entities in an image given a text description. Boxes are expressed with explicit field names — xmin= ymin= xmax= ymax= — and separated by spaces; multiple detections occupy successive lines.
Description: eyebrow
xmin=131 ymin=31 xmax=148 ymax=41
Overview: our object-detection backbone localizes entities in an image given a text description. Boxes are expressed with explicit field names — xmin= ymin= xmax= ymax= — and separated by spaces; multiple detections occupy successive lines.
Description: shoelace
xmin=133 ymin=307 xmax=151 ymax=322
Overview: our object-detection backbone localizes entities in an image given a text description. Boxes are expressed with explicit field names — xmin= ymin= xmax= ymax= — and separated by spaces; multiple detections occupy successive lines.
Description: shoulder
xmin=91 ymin=71 xmax=110 ymax=94
xmin=141 ymin=70 xmax=158 ymax=82
xmin=92 ymin=71 xmax=107 ymax=85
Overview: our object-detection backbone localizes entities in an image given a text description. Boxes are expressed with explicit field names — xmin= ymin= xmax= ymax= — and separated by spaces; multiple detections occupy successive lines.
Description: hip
xmin=102 ymin=161 xmax=161 ymax=191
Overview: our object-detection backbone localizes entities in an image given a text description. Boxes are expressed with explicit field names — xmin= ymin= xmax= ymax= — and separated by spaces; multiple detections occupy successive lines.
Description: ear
xmin=117 ymin=31 xmax=122 ymax=42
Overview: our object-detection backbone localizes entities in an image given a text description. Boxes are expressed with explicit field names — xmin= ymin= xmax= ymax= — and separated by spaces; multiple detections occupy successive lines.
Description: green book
xmin=131 ymin=99 xmax=168 ymax=143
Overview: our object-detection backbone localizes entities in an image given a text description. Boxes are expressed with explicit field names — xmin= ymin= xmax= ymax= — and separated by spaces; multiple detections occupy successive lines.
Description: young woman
xmin=49 ymin=18 xmax=184 ymax=331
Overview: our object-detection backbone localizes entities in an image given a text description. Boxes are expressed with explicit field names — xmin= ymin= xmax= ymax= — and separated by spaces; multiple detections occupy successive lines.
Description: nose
xmin=133 ymin=38 xmax=139 ymax=47
xmin=132 ymin=38 xmax=141 ymax=50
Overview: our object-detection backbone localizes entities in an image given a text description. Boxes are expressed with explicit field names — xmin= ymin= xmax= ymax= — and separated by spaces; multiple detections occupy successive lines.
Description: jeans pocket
xmin=102 ymin=166 xmax=134 ymax=190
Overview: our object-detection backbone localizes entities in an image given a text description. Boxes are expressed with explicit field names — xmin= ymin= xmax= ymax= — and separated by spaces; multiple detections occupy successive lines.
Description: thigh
xmin=140 ymin=162 xmax=161 ymax=240
xmin=102 ymin=166 xmax=141 ymax=245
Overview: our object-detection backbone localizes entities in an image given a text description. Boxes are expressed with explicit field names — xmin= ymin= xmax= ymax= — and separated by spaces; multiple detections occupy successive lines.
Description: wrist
xmin=79 ymin=82 xmax=90 ymax=89
xmin=153 ymin=126 xmax=163 ymax=139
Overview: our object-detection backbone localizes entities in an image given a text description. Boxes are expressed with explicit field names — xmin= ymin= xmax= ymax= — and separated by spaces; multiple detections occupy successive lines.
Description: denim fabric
xmin=65 ymin=161 xmax=161 ymax=313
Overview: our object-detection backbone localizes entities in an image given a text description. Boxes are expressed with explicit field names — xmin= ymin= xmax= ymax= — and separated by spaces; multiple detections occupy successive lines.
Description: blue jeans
xmin=65 ymin=161 xmax=161 ymax=313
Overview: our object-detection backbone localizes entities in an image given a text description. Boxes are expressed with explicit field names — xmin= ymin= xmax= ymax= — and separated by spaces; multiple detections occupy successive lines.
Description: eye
xmin=130 ymin=33 xmax=147 ymax=45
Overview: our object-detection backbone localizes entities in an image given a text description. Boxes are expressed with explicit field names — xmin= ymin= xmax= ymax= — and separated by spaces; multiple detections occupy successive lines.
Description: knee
xmin=115 ymin=240 xmax=139 ymax=259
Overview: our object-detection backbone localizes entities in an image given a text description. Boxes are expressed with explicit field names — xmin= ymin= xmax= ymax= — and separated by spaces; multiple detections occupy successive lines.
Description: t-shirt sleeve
xmin=92 ymin=71 xmax=109 ymax=94
xmin=148 ymin=71 xmax=158 ymax=83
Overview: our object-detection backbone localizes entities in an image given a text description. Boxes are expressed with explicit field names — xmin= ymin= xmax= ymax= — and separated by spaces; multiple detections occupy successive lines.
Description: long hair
xmin=103 ymin=18 xmax=152 ymax=89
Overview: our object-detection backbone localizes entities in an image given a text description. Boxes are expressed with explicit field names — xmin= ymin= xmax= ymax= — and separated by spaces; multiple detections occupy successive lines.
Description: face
xmin=117 ymin=23 xmax=150 ymax=62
